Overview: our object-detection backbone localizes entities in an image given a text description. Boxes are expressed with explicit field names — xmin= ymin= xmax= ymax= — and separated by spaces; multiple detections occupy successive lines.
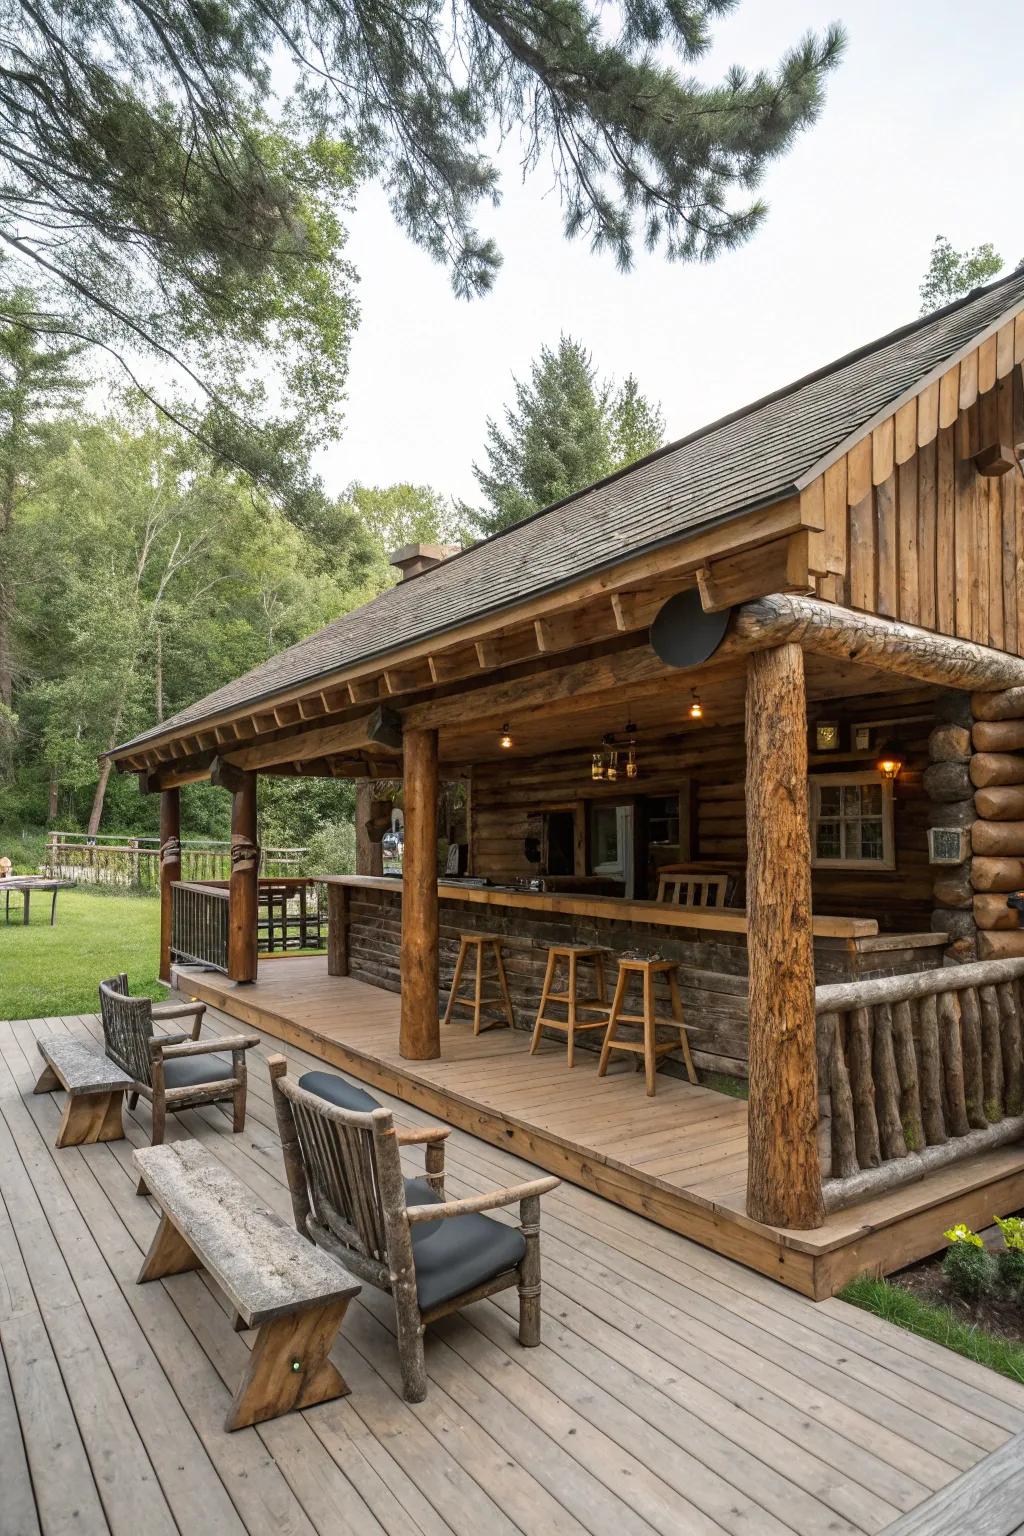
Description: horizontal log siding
xmin=471 ymin=690 xmax=936 ymax=928
xmin=347 ymin=886 xmax=942 ymax=1079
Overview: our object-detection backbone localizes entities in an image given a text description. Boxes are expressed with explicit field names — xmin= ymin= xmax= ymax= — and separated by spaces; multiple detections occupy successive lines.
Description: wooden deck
xmin=175 ymin=957 xmax=1024 ymax=1300
xmin=4 ymin=1005 xmax=1024 ymax=1536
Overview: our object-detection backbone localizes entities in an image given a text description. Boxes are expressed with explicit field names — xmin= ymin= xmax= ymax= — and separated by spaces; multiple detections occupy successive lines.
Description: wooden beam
xmin=696 ymin=532 xmax=813 ymax=613
xmin=399 ymin=729 xmax=440 ymax=1060
xmin=227 ymin=772 xmax=259 ymax=984
xmin=225 ymin=707 xmax=402 ymax=772
xmin=744 ymin=643 xmax=824 ymax=1230
xmin=728 ymin=594 xmax=1024 ymax=691
xmin=210 ymin=756 xmax=249 ymax=795
xmin=158 ymin=789 xmax=181 ymax=985
xmin=974 ymin=444 xmax=1017 ymax=477
xmin=139 ymin=751 xmax=215 ymax=792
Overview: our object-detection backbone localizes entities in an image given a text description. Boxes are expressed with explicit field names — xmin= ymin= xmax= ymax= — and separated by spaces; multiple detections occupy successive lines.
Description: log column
xmin=158 ymin=788 xmax=181 ymax=984
xmin=925 ymin=691 xmax=977 ymax=962
xmin=970 ymin=688 xmax=1024 ymax=959
xmin=400 ymin=728 xmax=440 ymax=1060
xmin=228 ymin=771 xmax=259 ymax=983
xmin=744 ymin=643 xmax=825 ymax=1229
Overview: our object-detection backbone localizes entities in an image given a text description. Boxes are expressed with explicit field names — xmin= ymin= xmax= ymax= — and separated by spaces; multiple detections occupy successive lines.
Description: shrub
xmin=942 ymin=1225 xmax=995 ymax=1302
xmin=994 ymin=1217 xmax=1024 ymax=1297
xmin=305 ymin=819 xmax=357 ymax=876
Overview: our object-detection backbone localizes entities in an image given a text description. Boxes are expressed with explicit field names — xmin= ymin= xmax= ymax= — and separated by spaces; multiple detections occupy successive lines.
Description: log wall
xmin=471 ymin=689 xmax=937 ymax=928
xmin=970 ymin=684 xmax=1024 ymax=958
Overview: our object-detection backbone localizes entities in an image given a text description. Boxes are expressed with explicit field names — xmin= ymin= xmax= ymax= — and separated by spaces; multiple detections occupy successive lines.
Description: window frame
xmin=808 ymin=770 xmax=895 ymax=871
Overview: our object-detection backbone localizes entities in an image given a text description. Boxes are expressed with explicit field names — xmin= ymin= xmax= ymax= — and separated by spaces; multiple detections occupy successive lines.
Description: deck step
xmin=880 ymin=1430 xmax=1024 ymax=1535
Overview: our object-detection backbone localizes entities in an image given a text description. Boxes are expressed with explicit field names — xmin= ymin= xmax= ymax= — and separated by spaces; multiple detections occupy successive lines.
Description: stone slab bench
xmin=134 ymin=1140 xmax=361 ymax=1431
xmin=34 ymin=1035 xmax=133 ymax=1148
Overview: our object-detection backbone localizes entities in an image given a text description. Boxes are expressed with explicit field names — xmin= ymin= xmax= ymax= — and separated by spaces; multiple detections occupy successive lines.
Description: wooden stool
xmin=597 ymin=958 xmax=698 ymax=1096
xmin=442 ymin=933 xmax=514 ymax=1034
xmin=530 ymin=945 xmax=609 ymax=1066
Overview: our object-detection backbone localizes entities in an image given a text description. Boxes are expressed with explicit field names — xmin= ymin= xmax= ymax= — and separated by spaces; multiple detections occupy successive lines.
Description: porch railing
xmin=170 ymin=881 xmax=229 ymax=972
xmin=816 ymin=957 xmax=1024 ymax=1212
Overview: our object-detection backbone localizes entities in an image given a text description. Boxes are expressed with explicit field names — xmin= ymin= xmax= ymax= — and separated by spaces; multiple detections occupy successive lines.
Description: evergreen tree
xmin=470 ymin=338 xmax=665 ymax=536
xmin=919 ymin=236 xmax=1005 ymax=314
xmin=0 ymin=3 xmax=844 ymax=490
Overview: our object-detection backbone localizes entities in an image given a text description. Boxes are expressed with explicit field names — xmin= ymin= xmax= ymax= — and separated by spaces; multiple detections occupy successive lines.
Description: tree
xmin=0 ymin=3 xmax=844 ymax=484
xmin=0 ymin=278 xmax=84 ymax=792
xmin=470 ymin=337 xmax=665 ymax=535
xmin=345 ymin=484 xmax=468 ymax=592
xmin=919 ymin=236 xmax=1005 ymax=314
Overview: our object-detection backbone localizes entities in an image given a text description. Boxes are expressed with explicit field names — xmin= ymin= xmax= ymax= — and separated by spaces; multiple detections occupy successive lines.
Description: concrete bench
xmin=34 ymin=1035 xmax=134 ymax=1148
xmin=134 ymin=1140 xmax=361 ymax=1431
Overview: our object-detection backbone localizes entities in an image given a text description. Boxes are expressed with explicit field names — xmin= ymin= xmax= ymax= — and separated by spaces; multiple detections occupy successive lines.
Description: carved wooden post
xmin=400 ymin=728 xmax=440 ymax=1060
xmin=228 ymin=771 xmax=259 ymax=983
xmin=744 ymin=643 xmax=825 ymax=1229
xmin=158 ymin=788 xmax=181 ymax=984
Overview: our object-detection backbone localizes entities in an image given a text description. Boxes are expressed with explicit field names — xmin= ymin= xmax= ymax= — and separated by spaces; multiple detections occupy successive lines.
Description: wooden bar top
xmin=321 ymin=874 xmax=882 ymax=941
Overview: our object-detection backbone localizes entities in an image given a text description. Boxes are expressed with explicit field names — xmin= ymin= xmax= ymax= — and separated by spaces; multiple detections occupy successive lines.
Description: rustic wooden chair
xmin=100 ymin=973 xmax=207 ymax=1109
xmin=656 ymin=870 xmax=731 ymax=908
xmin=98 ymin=979 xmax=260 ymax=1167
xmin=269 ymin=1057 xmax=560 ymax=1403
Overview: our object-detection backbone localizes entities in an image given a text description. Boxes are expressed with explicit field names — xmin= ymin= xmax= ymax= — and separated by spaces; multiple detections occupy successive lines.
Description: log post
xmin=228 ymin=771 xmax=259 ymax=983
xmin=400 ymin=728 xmax=440 ymax=1060
xmin=744 ymin=643 xmax=825 ymax=1229
xmin=158 ymin=788 xmax=181 ymax=983
xmin=355 ymin=781 xmax=384 ymax=877
xmin=327 ymin=883 xmax=349 ymax=977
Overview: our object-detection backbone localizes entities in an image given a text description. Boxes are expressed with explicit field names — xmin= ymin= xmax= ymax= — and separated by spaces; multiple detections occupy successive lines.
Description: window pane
xmin=818 ymin=786 xmax=842 ymax=816
xmin=591 ymin=808 xmax=619 ymax=867
xmin=816 ymin=820 xmax=841 ymax=859
xmin=860 ymin=818 xmax=884 ymax=860
xmin=861 ymin=783 xmax=883 ymax=816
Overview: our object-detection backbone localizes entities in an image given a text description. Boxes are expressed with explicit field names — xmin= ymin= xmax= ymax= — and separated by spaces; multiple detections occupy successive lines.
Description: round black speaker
xmin=649 ymin=589 xmax=731 ymax=669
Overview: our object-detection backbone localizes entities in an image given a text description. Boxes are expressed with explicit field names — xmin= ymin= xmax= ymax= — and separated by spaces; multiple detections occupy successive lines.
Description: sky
xmin=314 ymin=0 xmax=1024 ymax=510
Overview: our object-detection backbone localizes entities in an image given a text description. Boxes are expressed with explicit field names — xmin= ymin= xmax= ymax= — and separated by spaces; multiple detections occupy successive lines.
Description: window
xmin=809 ymin=772 xmax=895 ymax=870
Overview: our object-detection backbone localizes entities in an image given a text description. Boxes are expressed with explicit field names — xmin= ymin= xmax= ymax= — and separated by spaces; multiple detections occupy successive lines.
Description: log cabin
xmin=108 ymin=268 xmax=1024 ymax=1297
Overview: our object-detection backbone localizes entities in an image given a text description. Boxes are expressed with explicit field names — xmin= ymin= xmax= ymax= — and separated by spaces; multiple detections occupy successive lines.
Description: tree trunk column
xmin=744 ymin=643 xmax=825 ymax=1229
xmin=228 ymin=772 xmax=259 ymax=983
xmin=158 ymin=788 xmax=181 ymax=984
xmin=400 ymin=728 xmax=440 ymax=1060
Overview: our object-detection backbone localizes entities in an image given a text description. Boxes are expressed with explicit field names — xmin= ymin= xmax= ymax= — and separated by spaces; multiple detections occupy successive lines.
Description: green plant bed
xmin=0 ymin=887 xmax=161 ymax=1020
xmin=842 ymin=1271 xmax=1024 ymax=1387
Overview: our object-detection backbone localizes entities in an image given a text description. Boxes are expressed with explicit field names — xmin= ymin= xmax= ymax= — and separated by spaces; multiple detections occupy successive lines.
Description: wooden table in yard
xmin=134 ymin=1140 xmax=361 ymax=1431
xmin=2 ymin=876 xmax=75 ymax=925
xmin=33 ymin=1035 xmax=134 ymax=1147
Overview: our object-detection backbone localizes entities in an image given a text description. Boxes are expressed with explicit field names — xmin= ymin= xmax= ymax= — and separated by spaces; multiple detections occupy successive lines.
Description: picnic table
xmin=1 ymin=877 xmax=76 ymax=926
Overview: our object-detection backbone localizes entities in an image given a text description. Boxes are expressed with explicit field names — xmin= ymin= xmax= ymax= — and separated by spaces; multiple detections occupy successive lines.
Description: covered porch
xmin=172 ymin=955 xmax=1024 ymax=1299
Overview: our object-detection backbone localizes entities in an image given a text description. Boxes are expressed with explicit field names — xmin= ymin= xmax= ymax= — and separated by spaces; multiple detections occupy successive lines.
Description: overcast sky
xmin=315 ymin=0 xmax=1023 ymax=508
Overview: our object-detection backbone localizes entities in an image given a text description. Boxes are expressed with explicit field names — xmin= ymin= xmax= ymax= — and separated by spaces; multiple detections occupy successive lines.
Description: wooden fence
xmin=816 ymin=957 xmax=1024 ymax=1211
xmin=44 ymin=831 xmax=307 ymax=889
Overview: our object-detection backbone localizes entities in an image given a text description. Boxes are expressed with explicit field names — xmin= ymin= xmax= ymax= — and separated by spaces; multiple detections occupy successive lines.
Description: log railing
xmin=816 ymin=958 xmax=1024 ymax=1211
xmin=170 ymin=881 xmax=230 ymax=972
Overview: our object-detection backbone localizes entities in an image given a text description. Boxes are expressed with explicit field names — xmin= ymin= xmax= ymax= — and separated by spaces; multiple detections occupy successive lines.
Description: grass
xmin=842 ymin=1273 xmax=1024 ymax=1387
xmin=0 ymin=887 xmax=162 ymax=1020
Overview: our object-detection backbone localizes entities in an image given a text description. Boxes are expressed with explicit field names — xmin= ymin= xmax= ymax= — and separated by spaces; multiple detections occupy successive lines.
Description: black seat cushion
xmin=410 ymin=1199 xmax=526 ymax=1312
xmin=298 ymin=1069 xmax=382 ymax=1114
xmin=163 ymin=1054 xmax=233 ymax=1091
xmin=404 ymin=1176 xmax=444 ymax=1239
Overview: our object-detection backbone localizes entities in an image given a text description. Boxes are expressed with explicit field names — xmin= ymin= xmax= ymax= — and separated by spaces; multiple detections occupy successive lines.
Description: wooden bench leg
xmin=55 ymin=1089 xmax=126 ymax=1149
xmin=137 ymin=1212 xmax=204 ymax=1282
xmin=225 ymin=1299 xmax=352 ymax=1432
xmin=33 ymin=1063 xmax=60 ymax=1094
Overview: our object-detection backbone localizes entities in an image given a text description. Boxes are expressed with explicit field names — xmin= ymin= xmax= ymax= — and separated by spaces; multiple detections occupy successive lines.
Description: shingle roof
xmin=115 ymin=268 xmax=1024 ymax=757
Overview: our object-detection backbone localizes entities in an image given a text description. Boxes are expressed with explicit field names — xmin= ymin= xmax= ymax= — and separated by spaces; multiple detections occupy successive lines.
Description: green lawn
xmin=1 ymin=887 xmax=162 ymax=1020
xmin=842 ymin=1273 xmax=1024 ymax=1387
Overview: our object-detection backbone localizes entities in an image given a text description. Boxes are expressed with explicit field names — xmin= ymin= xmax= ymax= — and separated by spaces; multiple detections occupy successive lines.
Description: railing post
xmin=400 ymin=728 xmax=440 ymax=1060
xmin=228 ymin=771 xmax=260 ymax=982
xmin=159 ymin=789 xmax=182 ymax=983
xmin=744 ymin=642 xmax=824 ymax=1229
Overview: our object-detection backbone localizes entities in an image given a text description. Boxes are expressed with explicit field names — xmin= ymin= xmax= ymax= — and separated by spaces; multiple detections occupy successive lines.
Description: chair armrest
xmin=159 ymin=1033 xmax=260 ymax=1059
xmin=151 ymin=1000 xmax=205 ymax=1020
xmin=406 ymin=1175 xmax=560 ymax=1224
xmin=395 ymin=1126 xmax=451 ymax=1146
xmin=152 ymin=1031 xmax=189 ymax=1049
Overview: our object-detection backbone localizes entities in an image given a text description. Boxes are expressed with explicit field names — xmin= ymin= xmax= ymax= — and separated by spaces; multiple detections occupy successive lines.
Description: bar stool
xmin=530 ymin=945 xmax=609 ymax=1066
xmin=598 ymin=957 xmax=698 ymax=1096
xmin=442 ymin=932 xmax=515 ymax=1034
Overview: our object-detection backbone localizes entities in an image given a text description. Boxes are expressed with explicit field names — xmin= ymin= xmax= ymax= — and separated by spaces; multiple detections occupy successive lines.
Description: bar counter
xmin=323 ymin=875 xmax=946 ymax=1077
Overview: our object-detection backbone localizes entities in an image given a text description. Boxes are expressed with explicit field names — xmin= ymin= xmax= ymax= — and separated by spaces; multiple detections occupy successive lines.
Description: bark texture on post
xmin=158 ymin=787 xmax=181 ymax=983
xmin=400 ymin=728 xmax=440 ymax=1061
xmin=327 ymin=883 xmax=349 ymax=977
xmin=228 ymin=771 xmax=259 ymax=983
xmin=744 ymin=643 xmax=825 ymax=1230
xmin=355 ymin=781 xmax=384 ymax=877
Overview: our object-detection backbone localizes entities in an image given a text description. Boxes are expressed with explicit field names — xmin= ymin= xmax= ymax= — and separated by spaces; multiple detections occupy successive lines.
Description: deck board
xmin=175 ymin=958 xmax=1024 ymax=1299
xmin=4 ymin=1002 xmax=1024 ymax=1535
